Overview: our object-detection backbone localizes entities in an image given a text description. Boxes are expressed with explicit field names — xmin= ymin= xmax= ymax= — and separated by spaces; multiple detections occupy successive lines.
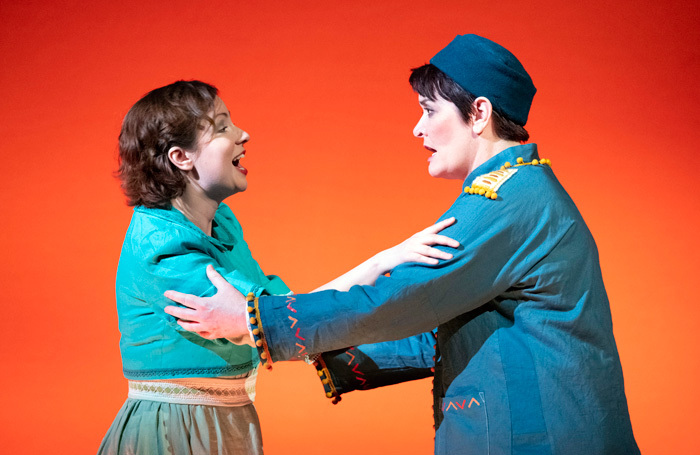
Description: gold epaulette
xmin=463 ymin=157 xmax=552 ymax=200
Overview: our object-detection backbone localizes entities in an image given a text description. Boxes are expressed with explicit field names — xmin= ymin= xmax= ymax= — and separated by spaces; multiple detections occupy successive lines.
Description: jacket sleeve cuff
xmin=246 ymin=293 xmax=273 ymax=370
xmin=315 ymin=341 xmax=435 ymax=401
xmin=313 ymin=355 xmax=342 ymax=404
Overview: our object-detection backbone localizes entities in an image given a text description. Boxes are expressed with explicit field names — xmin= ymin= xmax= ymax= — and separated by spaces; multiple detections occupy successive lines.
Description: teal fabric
xmin=103 ymin=203 xmax=286 ymax=454
xmin=98 ymin=398 xmax=263 ymax=455
xmin=116 ymin=203 xmax=290 ymax=379
xmin=320 ymin=331 xmax=436 ymax=394
xmin=260 ymin=144 xmax=638 ymax=454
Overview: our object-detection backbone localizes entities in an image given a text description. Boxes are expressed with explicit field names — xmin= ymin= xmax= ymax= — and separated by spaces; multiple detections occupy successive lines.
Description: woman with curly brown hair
xmin=98 ymin=80 xmax=457 ymax=454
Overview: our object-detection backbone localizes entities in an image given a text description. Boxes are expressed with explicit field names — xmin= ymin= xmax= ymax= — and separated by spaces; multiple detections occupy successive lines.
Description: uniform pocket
xmin=436 ymin=390 xmax=489 ymax=454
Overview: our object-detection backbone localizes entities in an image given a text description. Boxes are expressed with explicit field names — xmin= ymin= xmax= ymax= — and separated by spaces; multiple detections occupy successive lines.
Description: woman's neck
xmin=472 ymin=138 xmax=522 ymax=173
xmin=171 ymin=189 xmax=219 ymax=237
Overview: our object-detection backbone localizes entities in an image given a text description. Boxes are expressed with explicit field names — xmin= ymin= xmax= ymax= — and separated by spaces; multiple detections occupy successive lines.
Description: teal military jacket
xmin=117 ymin=203 xmax=289 ymax=379
xmin=257 ymin=144 xmax=639 ymax=454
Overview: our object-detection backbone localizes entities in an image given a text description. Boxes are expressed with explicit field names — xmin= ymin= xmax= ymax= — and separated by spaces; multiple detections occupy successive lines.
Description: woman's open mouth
xmin=233 ymin=152 xmax=248 ymax=176
xmin=425 ymin=146 xmax=436 ymax=161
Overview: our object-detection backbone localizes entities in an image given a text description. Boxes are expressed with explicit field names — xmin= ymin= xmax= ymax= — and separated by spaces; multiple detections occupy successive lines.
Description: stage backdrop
xmin=1 ymin=0 xmax=698 ymax=453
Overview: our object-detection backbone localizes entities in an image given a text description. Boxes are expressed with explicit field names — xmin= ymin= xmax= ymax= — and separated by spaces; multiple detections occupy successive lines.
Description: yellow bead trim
xmin=314 ymin=357 xmax=341 ymax=405
xmin=464 ymin=157 xmax=552 ymax=200
xmin=246 ymin=292 xmax=273 ymax=370
xmin=501 ymin=157 xmax=551 ymax=170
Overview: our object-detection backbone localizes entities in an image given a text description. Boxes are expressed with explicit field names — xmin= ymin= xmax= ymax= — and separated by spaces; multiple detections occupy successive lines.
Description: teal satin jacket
xmin=116 ymin=203 xmax=289 ymax=380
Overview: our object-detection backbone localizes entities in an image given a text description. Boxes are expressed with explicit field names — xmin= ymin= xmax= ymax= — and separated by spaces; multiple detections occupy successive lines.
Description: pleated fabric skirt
xmin=98 ymin=398 xmax=263 ymax=455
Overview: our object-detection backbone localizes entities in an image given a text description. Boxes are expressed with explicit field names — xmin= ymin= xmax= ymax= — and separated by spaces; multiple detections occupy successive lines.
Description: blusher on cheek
xmin=430 ymin=118 xmax=453 ymax=150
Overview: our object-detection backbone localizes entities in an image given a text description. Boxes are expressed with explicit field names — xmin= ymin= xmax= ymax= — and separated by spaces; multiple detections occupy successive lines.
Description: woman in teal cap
xmin=165 ymin=36 xmax=640 ymax=454
xmin=98 ymin=80 xmax=459 ymax=454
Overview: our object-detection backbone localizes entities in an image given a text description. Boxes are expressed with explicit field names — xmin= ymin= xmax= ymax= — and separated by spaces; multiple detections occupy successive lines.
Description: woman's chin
xmin=228 ymin=186 xmax=247 ymax=197
xmin=428 ymin=166 xmax=446 ymax=179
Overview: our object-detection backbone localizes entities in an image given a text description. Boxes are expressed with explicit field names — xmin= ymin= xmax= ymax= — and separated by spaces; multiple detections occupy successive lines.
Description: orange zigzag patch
xmin=286 ymin=296 xmax=297 ymax=313
xmin=346 ymin=351 xmax=356 ymax=365
xmin=443 ymin=397 xmax=480 ymax=411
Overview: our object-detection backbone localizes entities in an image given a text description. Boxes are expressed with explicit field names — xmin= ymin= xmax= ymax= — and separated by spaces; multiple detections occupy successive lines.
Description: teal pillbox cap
xmin=430 ymin=34 xmax=536 ymax=126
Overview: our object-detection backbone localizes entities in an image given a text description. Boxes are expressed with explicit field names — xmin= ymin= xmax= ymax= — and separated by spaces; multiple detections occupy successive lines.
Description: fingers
xmin=418 ymin=245 xmax=453 ymax=261
xmin=415 ymin=218 xmax=460 ymax=247
xmin=411 ymin=233 xmax=459 ymax=249
xmin=206 ymin=264 xmax=244 ymax=298
xmin=163 ymin=304 xmax=198 ymax=320
xmin=423 ymin=217 xmax=456 ymax=234
xmin=175 ymin=320 xmax=201 ymax=332
xmin=164 ymin=290 xmax=200 ymax=309
xmin=205 ymin=264 xmax=230 ymax=291
xmin=426 ymin=234 xmax=460 ymax=248
xmin=176 ymin=321 xmax=218 ymax=340
xmin=414 ymin=256 xmax=440 ymax=265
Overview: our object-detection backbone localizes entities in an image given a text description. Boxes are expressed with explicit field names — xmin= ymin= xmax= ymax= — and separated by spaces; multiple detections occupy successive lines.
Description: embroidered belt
xmin=128 ymin=369 xmax=257 ymax=407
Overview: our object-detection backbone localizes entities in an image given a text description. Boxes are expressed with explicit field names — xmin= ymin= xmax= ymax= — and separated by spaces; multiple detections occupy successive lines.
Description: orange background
xmin=1 ymin=1 xmax=698 ymax=453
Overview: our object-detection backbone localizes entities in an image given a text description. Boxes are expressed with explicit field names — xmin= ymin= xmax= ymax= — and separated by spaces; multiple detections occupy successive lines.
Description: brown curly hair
xmin=117 ymin=80 xmax=219 ymax=207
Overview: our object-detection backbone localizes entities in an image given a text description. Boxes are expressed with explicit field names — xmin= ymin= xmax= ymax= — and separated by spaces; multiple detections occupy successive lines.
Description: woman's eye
xmin=219 ymin=126 xmax=229 ymax=133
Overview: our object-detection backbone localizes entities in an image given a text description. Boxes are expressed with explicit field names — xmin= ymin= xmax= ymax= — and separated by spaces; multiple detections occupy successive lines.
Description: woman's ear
xmin=168 ymin=146 xmax=194 ymax=171
xmin=471 ymin=97 xmax=493 ymax=135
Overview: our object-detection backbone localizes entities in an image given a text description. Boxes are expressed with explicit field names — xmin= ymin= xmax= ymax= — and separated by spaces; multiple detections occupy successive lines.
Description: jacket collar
xmin=463 ymin=143 xmax=539 ymax=190
xmin=135 ymin=203 xmax=237 ymax=251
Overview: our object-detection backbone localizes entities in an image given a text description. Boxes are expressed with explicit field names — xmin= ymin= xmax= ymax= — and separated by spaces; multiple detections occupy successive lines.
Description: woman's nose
xmin=413 ymin=118 xmax=424 ymax=138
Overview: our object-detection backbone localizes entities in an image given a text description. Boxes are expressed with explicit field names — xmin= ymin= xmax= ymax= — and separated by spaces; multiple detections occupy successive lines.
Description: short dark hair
xmin=409 ymin=64 xmax=529 ymax=142
xmin=117 ymin=80 xmax=219 ymax=207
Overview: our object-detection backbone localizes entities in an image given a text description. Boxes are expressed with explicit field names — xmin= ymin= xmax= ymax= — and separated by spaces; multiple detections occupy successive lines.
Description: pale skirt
xmin=98 ymin=374 xmax=262 ymax=455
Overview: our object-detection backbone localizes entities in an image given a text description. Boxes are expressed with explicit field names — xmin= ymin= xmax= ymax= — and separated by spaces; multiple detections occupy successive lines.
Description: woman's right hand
xmin=312 ymin=217 xmax=460 ymax=293
xmin=164 ymin=265 xmax=254 ymax=345
xmin=375 ymin=217 xmax=460 ymax=274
